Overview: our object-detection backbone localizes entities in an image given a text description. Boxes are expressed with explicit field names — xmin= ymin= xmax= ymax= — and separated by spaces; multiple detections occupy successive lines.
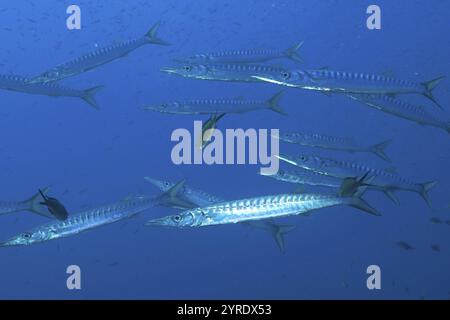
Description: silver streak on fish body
xmin=145 ymin=189 xmax=379 ymax=228
xmin=161 ymin=63 xmax=289 ymax=82
xmin=144 ymin=177 xmax=296 ymax=251
xmin=0 ymin=74 xmax=102 ymax=109
xmin=142 ymin=91 xmax=285 ymax=115
xmin=259 ymin=168 xmax=344 ymax=189
xmin=253 ymin=69 xmax=445 ymax=109
xmin=275 ymin=131 xmax=391 ymax=162
xmin=0 ymin=188 xmax=51 ymax=218
xmin=175 ymin=41 xmax=303 ymax=64
xmin=0 ymin=181 xmax=189 ymax=247
xmin=29 ymin=22 xmax=168 ymax=84
xmin=277 ymin=153 xmax=436 ymax=207
xmin=347 ymin=94 xmax=450 ymax=135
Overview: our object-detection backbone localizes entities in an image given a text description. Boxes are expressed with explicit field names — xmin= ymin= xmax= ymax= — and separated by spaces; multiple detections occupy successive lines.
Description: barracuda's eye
xmin=23 ymin=232 xmax=31 ymax=239
xmin=300 ymin=156 xmax=307 ymax=162
xmin=173 ymin=215 xmax=182 ymax=223
xmin=183 ymin=66 xmax=192 ymax=72
xmin=281 ymin=72 xmax=290 ymax=79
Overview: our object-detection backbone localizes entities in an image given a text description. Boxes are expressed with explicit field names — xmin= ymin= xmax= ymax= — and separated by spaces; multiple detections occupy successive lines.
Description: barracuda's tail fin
xmin=421 ymin=76 xmax=445 ymax=110
xmin=267 ymin=91 xmax=287 ymax=115
xmin=25 ymin=187 xmax=52 ymax=218
xmin=271 ymin=224 xmax=296 ymax=252
xmin=285 ymin=41 xmax=304 ymax=63
xmin=155 ymin=180 xmax=197 ymax=209
xmin=82 ymin=85 xmax=103 ymax=109
xmin=418 ymin=181 xmax=437 ymax=208
xmin=145 ymin=21 xmax=169 ymax=45
xmin=370 ymin=139 xmax=392 ymax=162
xmin=341 ymin=173 xmax=381 ymax=216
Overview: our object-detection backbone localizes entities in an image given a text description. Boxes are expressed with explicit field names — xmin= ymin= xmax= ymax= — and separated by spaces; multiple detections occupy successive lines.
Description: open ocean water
xmin=0 ymin=0 xmax=449 ymax=300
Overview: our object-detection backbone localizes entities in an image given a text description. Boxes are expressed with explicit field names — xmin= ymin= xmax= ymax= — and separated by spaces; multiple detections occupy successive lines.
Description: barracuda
xmin=0 ymin=181 xmax=190 ymax=247
xmin=347 ymin=93 xmax=450 ymax=134
xmin=29 ymin=22 xmax=168 ymax=84
xmin=175 ymin=41 xmax=303 ymax=64
xmin=145 ymin=186 xmax=379 ymax=228
xmin=0 ymin=74 xmax=102 ymax=109
xmin=142 ymin=91 xmax=285 ymax=115
xmin=277 ymin=153 xmax=436 ymax=207
xmin=259 ymin=168 xmax=344 ymax=189
xmin=275 ymin=131 xmax=391 ymax=162
xmin=253 ymin=70 xmax=445 ymax=109
xmin=161 ymin=63 xmax=290 ymax=82
xmin=0 ymin=188 xmax=50 ymax=218
xmin=144 ymin=177 xmax=296 ymax=251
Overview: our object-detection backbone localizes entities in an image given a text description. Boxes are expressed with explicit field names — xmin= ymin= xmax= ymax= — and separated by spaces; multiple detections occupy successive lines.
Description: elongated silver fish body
xmin=0 ymin=200 xmax=35 ymax=215
xmin=260 ymin=168 xmax=343 ymax=188
xmin=276 ymin=131 xmax=391 ymax=161
xmin=254 ymin=70 xmax=444 ymax=109
xmin=143 ymin=91 xmax=284 ymax=115
xmin=347 ymin=94 xmax=450 ymax=134
xmin=161 ymin=63 xmax=289 ymax=82
xmin=144 ymin=177 xmax=297 ymax=251
xmin=176 ymin=41 xmax=303 ymax=64
xmin=29 ymin=22 xmax=167 ymax=84
xmin=0 ymin=74 xmax=102 ymax=109
xmin=144 ymin=177 xmax=223 ymax=207
xmin=278 ymin=153 xmax=436 ymax=206
xmin=146 ymin=192 xmax=367 ymax=228
xmin=0 ymin=195 xmax=159 ymax=246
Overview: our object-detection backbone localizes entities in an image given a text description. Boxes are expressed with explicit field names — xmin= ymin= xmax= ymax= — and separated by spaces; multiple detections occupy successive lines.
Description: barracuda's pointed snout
xmin=144 ymin=216 xmax=172 ymax=227
xmin=160 ymin=66 xmax=177 ymax=74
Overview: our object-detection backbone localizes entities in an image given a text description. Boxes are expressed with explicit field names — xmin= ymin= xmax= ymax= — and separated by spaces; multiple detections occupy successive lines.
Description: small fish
xmin=38 ymin=189 xmax=69 ymax=221
xmin=253 ymin=70 xmax=445 ymax=109
xmin=161 ymin=63 xmax=289 ymax=83
xmin=277 ymin=153 xmax=436 ymax=207
xmin=142 ymin=91 xmax=285 ymax=115
xmin=431 ymin=244 xmax=440 ymax=252
xmin=347 ymin=94 xmax=450 ymax=135
xmin=175 ymin=41 xmax=303 ymax=64
xmin=430 ymin=217 xmax=443 ymax=224
xmin=275 ymin=131 xmax=391 ymax=162
xmin=197 ymin=113 xmax=226 ymax=150
xmin=0 ymin=74 xmax=102 ymax=109
xmin=397 ymin=241 xmax=415 ymax=250
xmin=29 ymin=22 xmax=168 ymax=84
xmin=0 ymin=188 xmax=51 ymax=218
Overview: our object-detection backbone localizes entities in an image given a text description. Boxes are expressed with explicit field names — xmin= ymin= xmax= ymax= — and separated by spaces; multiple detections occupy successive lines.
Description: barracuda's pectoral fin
xmin=156 ymin=180 xmax=198 ymax=209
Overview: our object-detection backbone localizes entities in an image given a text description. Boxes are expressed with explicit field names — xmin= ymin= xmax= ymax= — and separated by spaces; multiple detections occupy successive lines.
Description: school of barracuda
xmin=0 ymin=20 xmax=446 ymax=252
